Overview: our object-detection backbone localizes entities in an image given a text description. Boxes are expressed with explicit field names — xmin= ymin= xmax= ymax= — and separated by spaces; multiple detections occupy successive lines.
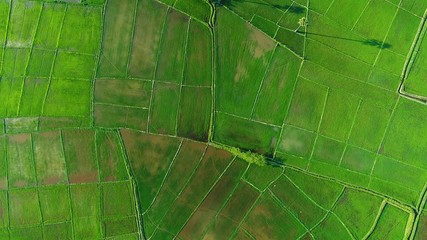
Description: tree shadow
xmin=304 ymin=32 xmax=392 ymax=49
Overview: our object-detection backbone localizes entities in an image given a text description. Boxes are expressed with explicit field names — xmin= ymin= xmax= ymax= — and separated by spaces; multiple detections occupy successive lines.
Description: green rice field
xmin=0 ymin=0 xmax=427 ymax=239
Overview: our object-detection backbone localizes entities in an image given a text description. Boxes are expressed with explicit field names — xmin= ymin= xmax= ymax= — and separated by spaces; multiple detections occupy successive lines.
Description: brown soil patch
xmin=249 ymin=26 xmax=275 ymax=59
xmin=69 ymin=171 xmax=98 ymax=184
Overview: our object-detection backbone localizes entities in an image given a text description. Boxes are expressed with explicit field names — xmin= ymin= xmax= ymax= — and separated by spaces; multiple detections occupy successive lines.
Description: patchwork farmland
xmin=0 ymin=0 xmax=426 ymax=239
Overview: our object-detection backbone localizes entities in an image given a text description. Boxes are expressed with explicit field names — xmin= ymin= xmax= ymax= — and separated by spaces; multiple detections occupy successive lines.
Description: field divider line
xmin=338 ymin=98 xmax=363 ymax=167
xmin=307 ymin=87 xmax=329 ymax=170
xmin=408 ymin=182 xmax=427 ymax=239
xmin=94 ymin=131 xmax=105 ymax=238
xmin=94 ymin=102 xmax=149 ymax=110
xmin=154 ymin=0 xmax=210 ymax=29
xmin=273 ymin=60 xmax=304 ymax=158
xmin=199 ymin=163 xmax=251 ymax=239
xmin=324 ymin=0 xmax=337 ymax=16
xmin=249 ymin=44 xmax=277 ymax=118
xmin=17 ymin=3 xmax=43 ymax=117
xmin=298 ymin=187 xmax=346 ymax=239
xmin=228 ymin=167 xmax=284 ymax=239
xmin=240 ymin=178 xmax=261 ymax=192
xmin=223 ymin=6 xmax=304 ymax=59
xmin=41 ymin=4 xmax=67 ymax=115
xmin=175 ymin=17 xmax=191 ymax=136
xmin=367 ymin=96 xmax=400 ymax=187
xmin=4 ymin=136 xmax=11 ymax=238
xmin=228 ymin=191 xmax=262 ymax=240
xmin=398 ymin=8 xmax=427 ymax=103
xmin=301 ymin=0 xmax=310 ymax=59
xmin=116 ymin=129 xmax=146 ymax=239
xmin=362 ymin=199 xmax=387 ymax=240
xmin=302 ymin=59 xmax=396 ymax=97
xmin=285 ymin=164 xmax=415 ymax=213
xmin=350 ymin=0 xmax=372 ymax=31
xmin=125 ymin=0 xmax=139 ymax=79
xmin=146 ymin=7 xmax=169 ymax=133
xmin=91 ymin=1 xmax=107 ymax=127
xmin=58 ymin=130 xmax=76 ymax=239
xmin=283 ymin=173 xmax=328 ymax=212
xmin=207 ymin=0 xmax=216 ymax=142
xmin=366 ymin=0 xmax=402 ymax=84
xmin=29 ymin=133 xmax=45 ymax=238
xmin=175 ymin=155 xmax=237 ymax=235
xmin=274 ymin=2 xmax=294 ymax=26
xmin=0 ymin=0 xmax=12 ymax=76
xmin=240 ymin=227 xmax=257 ymax=240
xmin=332 ymin=211 xmax=356 ymax=240
xmin=142 ymin=139 xmax=183 ymax=215
xmin=148 ymin=144 xmax=209 ymax=239
xmin=216 ymin=110 xmax=281 ymax=128
xmin=268 ymin=188 xmax=313 ymax=237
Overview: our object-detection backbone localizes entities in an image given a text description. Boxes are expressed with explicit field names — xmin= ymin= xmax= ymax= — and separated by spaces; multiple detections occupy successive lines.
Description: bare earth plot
xmin=1 ymin=0 xmax=427 ymax=239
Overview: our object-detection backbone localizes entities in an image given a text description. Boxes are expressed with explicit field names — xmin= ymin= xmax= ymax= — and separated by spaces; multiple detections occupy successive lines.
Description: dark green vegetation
xmin=1 ymin=0 xmax=427 ymax=239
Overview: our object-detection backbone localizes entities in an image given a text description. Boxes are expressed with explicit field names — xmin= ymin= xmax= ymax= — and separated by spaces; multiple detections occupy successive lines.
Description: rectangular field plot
xmin=215 ymin=8 xmax=275 ymax=118
xmin=94 ymin=103 xmax=148 ymax=130
xmin=62 ymin=129 xmax=98 ymax=183
xmin=0 ymin=137 xmax=6 ymax=190
xmin=52 ymin=51 xmax=96 ymax=79
xmin=2 ymin=48 xmax=30 ymax=77
xmin=285 ymin=78 xmax=328 ymax=131
xmin=26 ymin=49 xmax=55 ymax=78
xmin=38 ymin=185 xmax=71 ymax=223
xmin=252 ymin=46 xmax=302 ymax=125
xmin=6 ymin=1 xmax=42 ymax=48
xmin=19 ymin=78 xmax=49 ymax=116
xmin=177 ymin=86 xmax=211 ymax=141
xmin=43 ymin=79 xmax=91 ymax=117
xmin=33 ymin=3 xmax=66 ymax=50
xmin=155 ymin=9 xmax=189 ymax=83
xmin=0 ymin=0 xmax=9 ymax=46
xmin=0 ymin=191 xmax=7 ymax=229
xmin=9 ymin=188 xmax=41 ymax=228
xmin=184 ymin=19 xmax=212 ymax=86
xmin=94 ymin=79 xmax=151 ymax=108
xmin=0 ymin=77 xmax=24 ymax=118
xmin=96 ymin=130 xmax=129 ymax=182
xmin=97 ymin=0 xmax=136 ymax=77
xmin=148 ymin=82 xmax=179 ymax=135
xmin=7 ymin=133 xmax=37 ymax=188
xmin=174 ymin=0 xmax=211 ymax=23
xmin=58 ymin=5 xmax=102 ymax=54
xmin=128 ymin=0 xmax=168 ymax=79
xmin=381 ymin=98 xmax=427 ymax=169
xmin=318 ymin=90 xmax=359 ymax=141
xmin=33 ymin=131 xmax=68 ymax=185
xmin=214 ymin=112 xmax=280 ymax=155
